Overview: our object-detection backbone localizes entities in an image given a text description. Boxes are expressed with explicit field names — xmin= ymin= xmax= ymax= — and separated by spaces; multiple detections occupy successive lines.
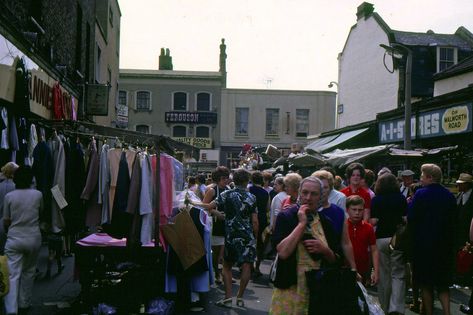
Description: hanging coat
xmin=81 ymin=140 xmax=101 ymax=229
xmin=48 ymin=134 xmax=66 ymax=233
xmin=32 ymin=141 xmax=54 ymax=225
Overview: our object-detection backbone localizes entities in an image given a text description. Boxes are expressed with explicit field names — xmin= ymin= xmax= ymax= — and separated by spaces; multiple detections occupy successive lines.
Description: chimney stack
xmin=159 ymin=48 xmax=173 ymax=70
xmin=356 ymin=2 xmax=374 ymax=20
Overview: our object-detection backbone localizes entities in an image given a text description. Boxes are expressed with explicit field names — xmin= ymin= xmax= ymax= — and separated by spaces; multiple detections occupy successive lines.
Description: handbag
xmin=0 ymin=255 xmax=9 ymax=297
xmin=456 ymin=242 xmax=473 ymax=275
xmin=389 ymin=223 xmax=408 ymax=252
xmin=305 ymin=268 xmax=361 ymax=315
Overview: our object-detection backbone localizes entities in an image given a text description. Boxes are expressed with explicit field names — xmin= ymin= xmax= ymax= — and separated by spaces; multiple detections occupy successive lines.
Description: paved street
xmin=21 ymin=245 xmax=473 ymax=314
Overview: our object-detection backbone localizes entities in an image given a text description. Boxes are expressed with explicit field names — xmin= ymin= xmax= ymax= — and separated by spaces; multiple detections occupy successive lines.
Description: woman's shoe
xmin=215 ymin=297 xmax=232 ymax=308
xmin=236 ymin=298 xmax=245 ymax=308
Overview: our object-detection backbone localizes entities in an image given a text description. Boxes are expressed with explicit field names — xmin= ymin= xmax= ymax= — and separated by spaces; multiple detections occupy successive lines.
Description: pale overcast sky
xmin=119 ymin=0 xmax=473 ymax=91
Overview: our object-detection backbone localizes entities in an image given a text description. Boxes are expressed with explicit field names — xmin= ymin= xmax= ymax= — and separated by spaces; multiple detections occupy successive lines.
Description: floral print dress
xmin=269 ymin=214 xmax=329 ymax=315
xmin=215 ymin=187 xmax=257 ymax=266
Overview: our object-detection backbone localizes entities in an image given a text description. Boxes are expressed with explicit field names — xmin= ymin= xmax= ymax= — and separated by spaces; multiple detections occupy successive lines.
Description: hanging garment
xmin=107 ymin=148 xmax=135 ymax=220
xmin=98 ymin=143 xmax=110 ymax=224
xmin=13 ymin=58 xmax=30 ymax=118
xmin=25 ymin=123 xmax=37 ymax=166
xmin=52 ymin=83 xmax=63 ymax=120
xmin=0 ymin=107 xmax=8 ymax=150
xmin=64 ymin=140 xmax=86 ymax=234
xmin=48 ymin=134 xmax=66 ymax=233
xmin=71 ymin=97 xmax=77 ymax=121
xmin=140 ymin=154 xmax=154 ymax=245
xmin=127 ymin=153 xmax=142 ymax=246
xmin=108 ymin=151 xmax=132 ymax=239
xmin=32 ymin=141 xmax=54 ymax=225
xmin=81 ymin=140 xmax=101 ymax=229
xmin=17 ymin=118 xmax=28 ymax=166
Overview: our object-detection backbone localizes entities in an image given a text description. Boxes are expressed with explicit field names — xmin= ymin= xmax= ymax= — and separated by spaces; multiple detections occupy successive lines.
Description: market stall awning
xmin=305 ymin=128 xmax=369 ymax=153
xmin=289 ymin=152 xmax=326 ymax=167
xmin=389 ymin=145 xmax=458 ymax=157
xmin=323 ymin=144 xmax=393 ymax=168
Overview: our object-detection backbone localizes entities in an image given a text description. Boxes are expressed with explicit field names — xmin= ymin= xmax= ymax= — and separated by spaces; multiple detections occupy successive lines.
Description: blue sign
xmin=379 ymin=102 xmax=472 ymax=143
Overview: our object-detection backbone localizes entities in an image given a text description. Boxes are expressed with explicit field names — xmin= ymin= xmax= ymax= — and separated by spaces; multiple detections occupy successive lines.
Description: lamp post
xmin=328 ymin=81 xmax=339 ymax=129
xmin=380 ymin=43 xmax=412 ymax=150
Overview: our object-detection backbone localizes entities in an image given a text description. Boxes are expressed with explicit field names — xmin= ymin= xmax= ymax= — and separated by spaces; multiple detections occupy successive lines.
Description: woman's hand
xmin=302 ymin=239 xmax=330 ymax=256
xmin=297 ymin=205 xmax=309 ymax=226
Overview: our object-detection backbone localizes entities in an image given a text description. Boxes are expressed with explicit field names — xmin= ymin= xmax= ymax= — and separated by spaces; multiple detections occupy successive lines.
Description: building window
xmin=196 ymin=126 xmax=210 ymax=138
xmin=235 ymin=107 xmax=249 ymax=136
xmin=173 ymin=92 xmax=187 ymax=111
xmin=118 ymin=90 xmax=127 ymax=106
xmin=266 ymin=109 xmax=279 ymax=136
xmin=173 ymin=126 xmax=187 ymax=137
xmin=438 ymin=47 xmax=457 ymax=72
xmin=226 ymin=152 xmax=240 ymax=169
xmin=196 ymin=92 xmax=211 ymax=111
xmin=136 ymin=125 xmax=149 ymax=134
xmin=136 ymin=91 xmax=151 ymax=110
xmin=296 ymin=109 xmax=309 ymax=137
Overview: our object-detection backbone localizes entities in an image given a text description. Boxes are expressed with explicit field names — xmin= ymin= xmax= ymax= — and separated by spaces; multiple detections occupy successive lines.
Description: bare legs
xmin=222 ymin=261 xmax=252 ymax=300
xmin=420 ymin=285 xmax=451 ymax=315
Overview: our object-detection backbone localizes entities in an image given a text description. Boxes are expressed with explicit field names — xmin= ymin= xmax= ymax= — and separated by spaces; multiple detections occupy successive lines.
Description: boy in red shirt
xmin=346 ymin=195 xmax=379 ymax=286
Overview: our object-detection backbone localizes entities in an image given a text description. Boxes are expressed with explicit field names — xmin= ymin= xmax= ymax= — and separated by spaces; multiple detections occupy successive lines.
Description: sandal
xmin=215 ymin=297 xmax=232 ymax=308
xmin=236 ymin=298 xmax=245 ymax=308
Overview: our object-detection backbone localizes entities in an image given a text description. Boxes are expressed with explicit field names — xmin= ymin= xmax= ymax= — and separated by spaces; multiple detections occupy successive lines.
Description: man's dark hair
xmin=197 ymin=174 xmax=206 ymax=184
xmin=233 ymin=169 xmax=250 ymax=186
xmin=211 ymin=166 xmax=230 ymax=183
xmin=345 ymin=163 xmax=366 ymax=179
xmin=251 ymin=171 xmax=264 ymax=185
xmin=374 ymin=173 xmax=400 ymax=195
xmin=13 ymin=165 xmax=34 ymax=189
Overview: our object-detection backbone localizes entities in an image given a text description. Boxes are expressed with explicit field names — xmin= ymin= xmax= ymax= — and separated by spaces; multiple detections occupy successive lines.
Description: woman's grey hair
xmin=298 ymin=176 xmax=324 ymax=208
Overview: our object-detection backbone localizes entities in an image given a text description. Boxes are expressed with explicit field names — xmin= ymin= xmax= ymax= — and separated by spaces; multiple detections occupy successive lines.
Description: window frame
xmin=135 ymin=90 xmax=152 ymax=111
xmin=172 ymin=125 xmax=187 ymax=137
xmin=195 ymin=125 xmax=210 ymax=138
xmin=118 ymin=90 xmax=127 ymax=107
xmin=296 ymin=109 xmax=309 ymax=138
xmin=195 ymin=92 xmax=212 ymax=111
xmin=235 ymin=107 xmax=249 ymax=137
xmin=437 ymin=46 xmax=457 ymax=72
xmin=265 ymin=108 xmax=280 ymax=137
xmin=135 ymin=124 xmax=150 ymax=134
xmin=172 ymin=91 xmax=188 ymax=111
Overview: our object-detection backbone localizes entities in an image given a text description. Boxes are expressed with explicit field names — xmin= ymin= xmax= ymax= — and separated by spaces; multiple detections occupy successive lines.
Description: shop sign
xmin=171 ymin=137 xmax=212 ymax=148
xmin=86 ymin=84 xmax=109 ymax=116
xmin=165 ymin=111 xmax=217 ymax=124
xmin=29 ymin=70 xmax=78 ymax=120
xmin=379 ymin=103 xmax=472 ymax=143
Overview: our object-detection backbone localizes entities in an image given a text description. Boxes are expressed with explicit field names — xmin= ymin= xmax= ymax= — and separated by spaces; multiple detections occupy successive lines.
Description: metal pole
xmin=404 ymin=48 xmax=412 ymax=150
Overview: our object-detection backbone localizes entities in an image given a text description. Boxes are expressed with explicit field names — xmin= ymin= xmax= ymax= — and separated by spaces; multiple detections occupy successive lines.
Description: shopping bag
xmin=357 ymin=281 xmax=384 ymax=315
xmin=456 ymin=242 xmax=473 ymax=275
xmin=0 ymin=255 xmax=9 ymax=297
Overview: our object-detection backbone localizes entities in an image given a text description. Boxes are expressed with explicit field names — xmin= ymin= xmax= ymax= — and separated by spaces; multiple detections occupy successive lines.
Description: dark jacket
xmin=271 ymin=205 xmax=343 ymax=289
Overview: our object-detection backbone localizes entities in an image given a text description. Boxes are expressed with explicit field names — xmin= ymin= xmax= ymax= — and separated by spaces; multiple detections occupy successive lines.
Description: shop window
xmin=136 ymin=91 xmax=151 ymax=110
xmin=266 ymin=108 xmax=279 ymax=136
xmin=196 ymin=92 xmax=210 ymax=111
xmin=173 ymin=92 xmax=187 ymax=111
xmin=296 ymin=109 xmax=309 ymax=137
xmin=95 ymin=44 xmax=101 ymax=83
xmin=235 ymin=107 xmax=249 ymax=136
xmin=173 ymin=126 xmax=186 ymax=137
xmin=196 ymin=126 xmax=210 ymax=138
xmin=226 ymin=152 xmax=240 ymax=169
xmin=136 ymin=125 xmax=150 ymax=134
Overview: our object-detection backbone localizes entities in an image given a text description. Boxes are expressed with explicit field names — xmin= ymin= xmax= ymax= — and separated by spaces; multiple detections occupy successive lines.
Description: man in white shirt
xmin=399 ymin=169 xmax=414 ymax=198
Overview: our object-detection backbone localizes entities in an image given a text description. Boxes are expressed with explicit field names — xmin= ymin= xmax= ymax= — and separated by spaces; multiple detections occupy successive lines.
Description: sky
xmin=119 ymin=0 xmax=473 ymax=91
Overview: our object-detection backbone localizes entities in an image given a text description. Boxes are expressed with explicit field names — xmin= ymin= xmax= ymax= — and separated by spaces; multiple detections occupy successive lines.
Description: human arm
xmin=341 ymin=220 xmax=357 ymax=270
xmin=369 ymin=244 xmax=379 ymax=285
xmin=193 ymin=187 xmax=218 ymax=212
xmin=252 ymin=212 xmax=259 ymax=238
xmin=275 ymin=206 xmax=308 ymax=260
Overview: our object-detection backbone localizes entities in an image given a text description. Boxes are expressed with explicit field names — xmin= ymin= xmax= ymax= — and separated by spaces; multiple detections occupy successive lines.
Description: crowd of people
xmin=190 ymin=162 xmax=472 ymax=315
xmin=0 ymin=157 xmax=471 ymax=314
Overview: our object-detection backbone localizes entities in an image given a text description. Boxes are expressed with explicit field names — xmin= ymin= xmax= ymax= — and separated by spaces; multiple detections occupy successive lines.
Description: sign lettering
xmin=171 ymin=137 xmax=212 ymax=149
